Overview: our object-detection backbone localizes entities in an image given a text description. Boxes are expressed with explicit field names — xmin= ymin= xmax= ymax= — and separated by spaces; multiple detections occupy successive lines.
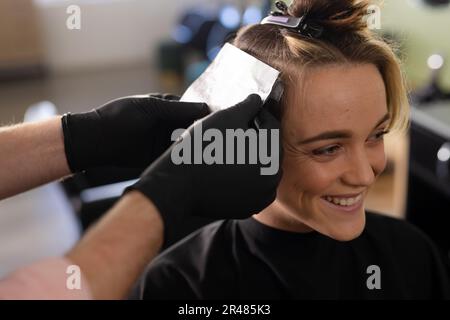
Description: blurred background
xmin=0 ymin=0 xmax=449 ymax=278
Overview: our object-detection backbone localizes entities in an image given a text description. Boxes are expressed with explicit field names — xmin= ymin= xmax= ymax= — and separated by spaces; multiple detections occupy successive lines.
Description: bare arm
xmin=0 ymin=118 xmax=164 ymax=299
xmin=0 ymin=191 xmax=163 ymax=300
xmin=0 ymin=117 xmax=70 ymax=200
xmin=66 ymin=191 xmax=163 ymax=299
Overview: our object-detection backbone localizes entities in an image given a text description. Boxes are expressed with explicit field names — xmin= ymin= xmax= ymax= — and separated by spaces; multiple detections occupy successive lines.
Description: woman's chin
xmin=312 ymin=198 xmax=367 ymax=241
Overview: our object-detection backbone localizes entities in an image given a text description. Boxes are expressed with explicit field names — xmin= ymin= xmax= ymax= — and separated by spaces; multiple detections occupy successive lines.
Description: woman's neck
xmin=253 ymin=200 xmax=314 ymax=233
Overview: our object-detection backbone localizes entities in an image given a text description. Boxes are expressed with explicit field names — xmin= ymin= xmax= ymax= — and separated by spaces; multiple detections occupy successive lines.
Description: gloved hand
xmin=128 ymin=94 xmax=283 ymax=242
xmin=61 ymin=94 xmax=210 ymax=172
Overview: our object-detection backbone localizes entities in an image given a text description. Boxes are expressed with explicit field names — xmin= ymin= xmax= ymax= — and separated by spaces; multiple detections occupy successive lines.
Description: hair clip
xmin=262 ymin=1 xmax=324 ymax=39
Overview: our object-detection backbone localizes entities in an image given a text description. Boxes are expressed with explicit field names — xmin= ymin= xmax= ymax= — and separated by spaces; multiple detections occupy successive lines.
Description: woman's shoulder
xmin=366 ymin=210 xmax=422 ymax=233
xmin=138 ymin=220 xmax=240 ymax=299
xmin=364 ymin=211 xmax=450 ymax=298
xmin=364 ymin=210 xmax=438 ymax=251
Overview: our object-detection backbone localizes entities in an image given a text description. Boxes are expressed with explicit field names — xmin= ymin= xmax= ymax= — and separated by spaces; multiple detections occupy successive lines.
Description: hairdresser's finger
xmin=256 ymin=107 xmax=281 ymax=130
xmin=226 ymin=94 xmax=263 ymax=121
xmin=140 ymin=98 xmax=210 ymax=126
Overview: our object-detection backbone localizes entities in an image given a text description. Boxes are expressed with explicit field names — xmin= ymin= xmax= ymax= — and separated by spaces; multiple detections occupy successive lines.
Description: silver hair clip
xmin=261 ymin=1 xmax=324 ymax=39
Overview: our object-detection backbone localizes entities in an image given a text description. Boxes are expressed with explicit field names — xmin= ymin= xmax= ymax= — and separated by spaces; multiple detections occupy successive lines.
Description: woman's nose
xmin=342 ymin=149 xmax=376 ymax=187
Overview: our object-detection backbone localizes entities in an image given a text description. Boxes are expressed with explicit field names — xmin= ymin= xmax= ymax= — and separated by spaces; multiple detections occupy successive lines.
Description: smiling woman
xmin=132 ymin=0 xmax=450 ymax=300
xmin=255 ymin=63 xmax=391 ymax=240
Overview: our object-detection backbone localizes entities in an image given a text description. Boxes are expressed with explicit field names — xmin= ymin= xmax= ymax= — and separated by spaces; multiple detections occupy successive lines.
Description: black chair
xmin=406 ymin=104 xmax=450 ymax=264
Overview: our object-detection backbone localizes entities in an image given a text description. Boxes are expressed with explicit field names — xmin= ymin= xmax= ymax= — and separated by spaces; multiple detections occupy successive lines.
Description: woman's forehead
xmin=284 ymin=64 xmax=388 ymax=135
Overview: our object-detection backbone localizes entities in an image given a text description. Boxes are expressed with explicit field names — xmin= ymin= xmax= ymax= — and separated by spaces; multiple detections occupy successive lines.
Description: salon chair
xmin=60 ymin=167 xmax=141 ymax=229
xmin=406 ymin=53 xmax=450 ymax=265
xmin=406 ymin=104 xmax=450 ymax=262
xmin=61 ymin=168 xmax=217 ymax=249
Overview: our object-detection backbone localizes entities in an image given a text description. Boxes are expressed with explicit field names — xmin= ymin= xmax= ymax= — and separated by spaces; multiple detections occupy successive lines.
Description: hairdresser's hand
xmin=61 ymin=94 xmax=210 ymax=172
xmin=128 ymin=94 xmax=283 ymax=242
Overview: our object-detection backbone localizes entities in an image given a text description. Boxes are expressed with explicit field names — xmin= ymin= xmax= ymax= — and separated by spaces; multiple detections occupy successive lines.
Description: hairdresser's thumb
xmin=257 ymin=107 xmax=281 ymax=130
xmin=147 ymin=98 xmax=210 ymax=125
xmin=227 ymin=94 xmax=263 ymax=121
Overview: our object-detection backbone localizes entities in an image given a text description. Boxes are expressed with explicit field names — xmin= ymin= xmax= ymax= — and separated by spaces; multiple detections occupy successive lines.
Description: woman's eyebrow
xmin=298 ymin=113 xmax=391 ymax=145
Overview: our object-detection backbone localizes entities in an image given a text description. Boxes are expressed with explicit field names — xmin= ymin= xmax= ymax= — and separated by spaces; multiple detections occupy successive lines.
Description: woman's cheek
xmin=300 ymin=162 xmax=341 ymax=193
xmin=281 ymin=154 xmax=340 ymax=194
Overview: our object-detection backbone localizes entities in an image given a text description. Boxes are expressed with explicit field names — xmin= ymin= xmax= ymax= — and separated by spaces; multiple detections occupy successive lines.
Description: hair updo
xmin=232 ymin=0 xmax=409 ymax=132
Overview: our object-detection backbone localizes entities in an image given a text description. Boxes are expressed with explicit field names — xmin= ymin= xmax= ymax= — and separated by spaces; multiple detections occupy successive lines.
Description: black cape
xmin=133 ymin=211 xmax=450 ymax=299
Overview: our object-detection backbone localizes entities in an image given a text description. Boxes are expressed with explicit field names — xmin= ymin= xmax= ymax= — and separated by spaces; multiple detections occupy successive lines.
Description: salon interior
xmin=0 ymin=0 xmax=449 ymax=284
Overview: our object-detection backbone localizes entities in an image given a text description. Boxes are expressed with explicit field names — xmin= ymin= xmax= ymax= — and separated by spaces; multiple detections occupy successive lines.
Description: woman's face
xmin=256 ymin=63 xmax=389 ymax=241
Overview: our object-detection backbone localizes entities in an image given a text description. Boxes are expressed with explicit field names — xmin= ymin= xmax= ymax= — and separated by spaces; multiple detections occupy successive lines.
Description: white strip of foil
xmin=180 ymin=43 xmax=280 ymax=112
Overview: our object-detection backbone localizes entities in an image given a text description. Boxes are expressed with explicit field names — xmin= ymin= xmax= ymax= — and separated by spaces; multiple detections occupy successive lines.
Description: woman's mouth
xmin=320 ymin=193 xmax=364 ymax=213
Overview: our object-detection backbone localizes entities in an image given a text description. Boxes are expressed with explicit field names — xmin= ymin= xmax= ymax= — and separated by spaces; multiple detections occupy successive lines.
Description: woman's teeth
xmin=324 ymin=194 xmax=362 ymax=206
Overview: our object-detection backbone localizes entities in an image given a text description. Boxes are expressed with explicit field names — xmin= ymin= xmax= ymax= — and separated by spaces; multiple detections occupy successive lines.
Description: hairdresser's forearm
xmin=66 ymin=191 xmax=163 ymax=300
xmin=0 ymin=117 xmax=71 ymax=200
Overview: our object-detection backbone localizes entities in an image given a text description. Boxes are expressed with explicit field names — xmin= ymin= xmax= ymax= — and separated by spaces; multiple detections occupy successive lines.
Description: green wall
xmin=381 ymin=0 xmax=450 ymax=90
xmin=279 ymin=0 xmax=450 ymax=89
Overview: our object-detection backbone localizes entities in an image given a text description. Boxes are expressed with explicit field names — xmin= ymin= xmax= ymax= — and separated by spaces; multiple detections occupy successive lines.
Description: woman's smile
xmin=319 ymin=191 xmax=365 ymax=215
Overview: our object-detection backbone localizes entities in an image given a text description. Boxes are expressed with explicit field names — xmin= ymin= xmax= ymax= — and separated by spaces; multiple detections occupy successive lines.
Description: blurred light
xmin=428 ymin=54 xmax=444 ymax=69
xmin=184 ymin=14 xmax=205 ymax=32
xmin=24 ymin=101 xmax=57 ymax=122
xmin=437 ymin=145 xmax=450 ymax=162
xmin=220 ymin=5 xmax=241 ymax=29
xmin=206 ymin=22 xmax=231 ymax=60
xmin=243 ymin=6 xmax=263 ymax=25
xmin=172 ymin=25 xmax=193 ymax=44
xmin=207 ymin=46 xmax=222 ymax=61
xmin=185 ymin=60 xmax=210 ymax=86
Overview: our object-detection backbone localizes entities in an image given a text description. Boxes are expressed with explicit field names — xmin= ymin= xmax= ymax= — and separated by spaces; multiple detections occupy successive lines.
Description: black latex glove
xmin=61 ymin=94 xmax=210 ymax=172
xmin=127 ymin=94 xmax=283 ymax=242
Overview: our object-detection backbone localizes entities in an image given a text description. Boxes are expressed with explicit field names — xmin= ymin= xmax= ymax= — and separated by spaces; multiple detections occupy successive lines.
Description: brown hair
xmin=232 ymin=0 xmax=409 ymax=132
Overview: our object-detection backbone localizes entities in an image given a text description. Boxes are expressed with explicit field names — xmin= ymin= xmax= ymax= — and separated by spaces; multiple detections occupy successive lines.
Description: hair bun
xmin=287 ymin=0 xmax=370 ymax=34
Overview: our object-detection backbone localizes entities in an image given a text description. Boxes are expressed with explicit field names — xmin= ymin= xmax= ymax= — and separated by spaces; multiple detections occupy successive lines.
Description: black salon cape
xmin=132 ymin=211 xmax=450 ymax=299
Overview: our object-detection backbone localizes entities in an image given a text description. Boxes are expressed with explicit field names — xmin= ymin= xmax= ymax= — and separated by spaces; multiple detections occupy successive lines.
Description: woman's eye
xmin=312 ymin=145 xmax=341 ymax=156
xmin=369 ymin=130 xmax=390 ymax=142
